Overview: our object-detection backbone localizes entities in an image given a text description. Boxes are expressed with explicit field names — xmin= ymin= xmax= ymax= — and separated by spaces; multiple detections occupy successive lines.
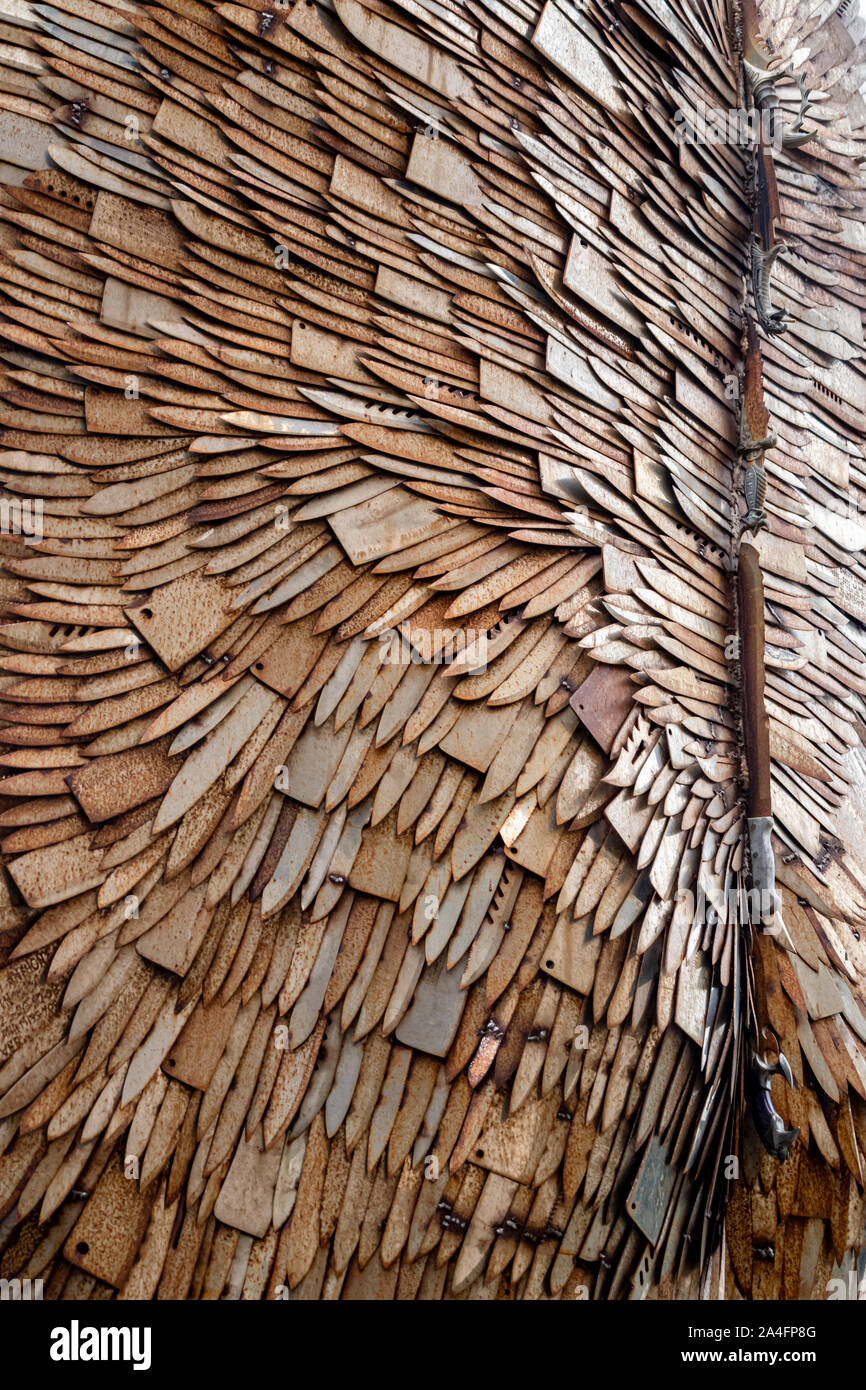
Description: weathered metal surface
xmin=0 ymin=0 xmax=862 ymax=1307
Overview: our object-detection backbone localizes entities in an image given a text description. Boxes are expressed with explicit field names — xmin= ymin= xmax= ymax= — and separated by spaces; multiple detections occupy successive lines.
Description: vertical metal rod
xmin=736 ymin=542 xmax=771 ymax=820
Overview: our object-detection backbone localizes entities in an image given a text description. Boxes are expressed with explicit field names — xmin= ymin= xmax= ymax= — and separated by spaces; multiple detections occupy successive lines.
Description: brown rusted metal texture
xmin=737 ymin=543 xmax=772 ymax=820
xmin=0 ymin=0 xmax=862 ymax=1308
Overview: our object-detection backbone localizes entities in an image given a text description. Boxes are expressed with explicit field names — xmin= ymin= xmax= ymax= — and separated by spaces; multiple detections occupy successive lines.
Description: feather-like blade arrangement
xmin=0 ymin=0 xmax=865 ymax=1302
